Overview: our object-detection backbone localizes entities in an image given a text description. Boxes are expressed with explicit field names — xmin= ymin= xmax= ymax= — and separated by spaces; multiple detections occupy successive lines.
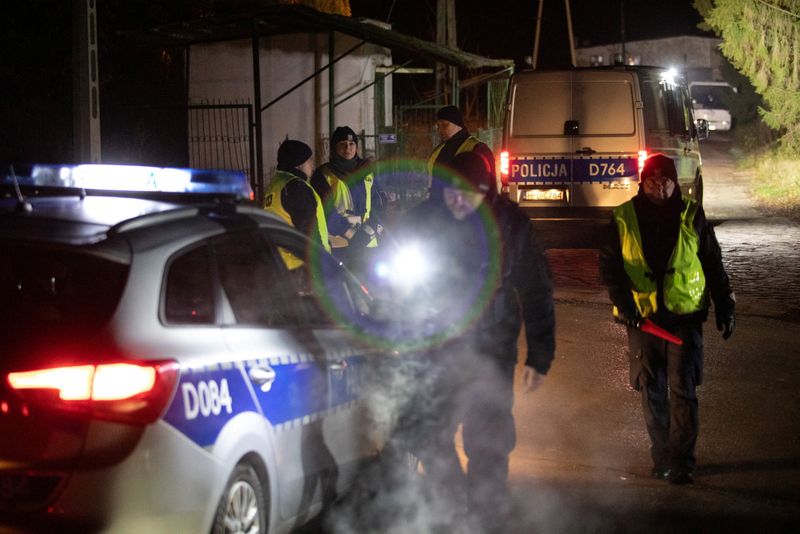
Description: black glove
xmin=615 ymin=303 xmax=642 ymax=328
xmin=348 ymin=224 xmax=376 ymax=249
xmin=716 ymin=310 xmax=735 ymax=340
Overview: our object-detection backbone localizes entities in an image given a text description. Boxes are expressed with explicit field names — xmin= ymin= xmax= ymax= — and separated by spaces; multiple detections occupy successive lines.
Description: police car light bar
xmin=3 ymin=164 xmax=254 ymax=200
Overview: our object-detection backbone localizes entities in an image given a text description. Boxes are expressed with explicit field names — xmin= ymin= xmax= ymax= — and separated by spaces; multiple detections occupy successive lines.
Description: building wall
xmin=575 ymin=36 xmax=726 ymax=83
xmin=188 ymin=30 xmax=391 ymax=189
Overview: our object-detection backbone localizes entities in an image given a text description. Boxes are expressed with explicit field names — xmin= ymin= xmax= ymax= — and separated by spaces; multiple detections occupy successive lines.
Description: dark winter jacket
xmin=599 ymin=188 xmax=735 ymax=330
xmin=392 ymin=194 xmax=555 ymax=373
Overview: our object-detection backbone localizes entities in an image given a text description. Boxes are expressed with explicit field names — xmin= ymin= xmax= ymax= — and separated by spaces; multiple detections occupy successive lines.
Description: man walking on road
xmin=388 ymin=151 xmax=555 ymax=531
xmin=599 ymin=153 xmax=736 ymax=485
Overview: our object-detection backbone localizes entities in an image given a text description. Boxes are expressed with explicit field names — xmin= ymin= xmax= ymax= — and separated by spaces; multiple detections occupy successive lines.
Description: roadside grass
xmin=748 ymin=153 xmax=800 ymax=221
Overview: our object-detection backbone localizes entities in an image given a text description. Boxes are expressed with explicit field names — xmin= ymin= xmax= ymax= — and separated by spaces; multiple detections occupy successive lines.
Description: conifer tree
xmin=695 ymin=0 xmax=800 ymax=153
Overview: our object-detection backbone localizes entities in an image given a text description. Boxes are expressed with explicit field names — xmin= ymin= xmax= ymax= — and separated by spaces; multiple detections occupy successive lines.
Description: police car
xmin=0 ymin=164 xmax=388 ymax=533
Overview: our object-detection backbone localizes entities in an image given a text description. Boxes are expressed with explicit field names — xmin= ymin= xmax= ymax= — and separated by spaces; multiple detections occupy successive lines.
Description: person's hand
xmin=615 ymin=305 xmax=642 ymax=328
xmin=521 ymin=366 xmax=545 ymax=393
xmin=716 ymin=310 xmax=735 ymax=340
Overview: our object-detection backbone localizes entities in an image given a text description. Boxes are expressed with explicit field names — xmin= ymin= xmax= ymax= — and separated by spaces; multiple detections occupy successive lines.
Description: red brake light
xmin=7 ymin=360 xmax=179 ymax=425
xmin=638 ymin=150 xmax=649 ymax=175
xmin=500 ymin=151 xmax=510 ymax=185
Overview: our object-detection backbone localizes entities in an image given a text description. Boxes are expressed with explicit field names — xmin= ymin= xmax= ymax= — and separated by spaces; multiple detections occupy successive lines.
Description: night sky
xmin=350 ymin=0 xmax=711 ymax=68
xmin=1 ymin=0 xmax=711 ymax=163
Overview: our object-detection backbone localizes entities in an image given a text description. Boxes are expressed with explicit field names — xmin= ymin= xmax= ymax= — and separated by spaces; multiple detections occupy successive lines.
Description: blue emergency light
xmin=3 ymin=164 xmax=254 ymax=201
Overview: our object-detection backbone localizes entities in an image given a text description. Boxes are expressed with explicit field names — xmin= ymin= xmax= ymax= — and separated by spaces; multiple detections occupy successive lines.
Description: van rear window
xmin=511 ymin=79 xmax=635 ymax=137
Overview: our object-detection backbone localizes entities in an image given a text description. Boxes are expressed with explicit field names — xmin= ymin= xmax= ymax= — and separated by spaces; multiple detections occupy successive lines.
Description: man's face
xmin=298 ymin=157 xmax=314 ymax=178
xmin=436 ymin=119 xmax=462 ymax=142
xmin=641 ymin=168 xmax=675 ymax=206
xmin=443 ymin=186 xmax=484 ymax=220
xmin=335 ymin=139 xmax=357 ymax=160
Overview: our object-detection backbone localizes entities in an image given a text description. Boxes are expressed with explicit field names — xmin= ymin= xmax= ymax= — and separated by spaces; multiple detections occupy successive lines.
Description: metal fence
xmin=188 ymin=101 xmax=255 ymax=190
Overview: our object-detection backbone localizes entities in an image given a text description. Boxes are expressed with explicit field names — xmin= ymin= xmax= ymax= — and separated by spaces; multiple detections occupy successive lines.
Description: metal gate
xmin=188 ymin=102 xmax=256 ymax=192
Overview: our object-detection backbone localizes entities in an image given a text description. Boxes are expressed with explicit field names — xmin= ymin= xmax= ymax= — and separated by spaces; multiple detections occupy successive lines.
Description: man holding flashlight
xmin=599 ymin=153 xmax=736 ymax=485
xmin=386 ymin=150 xmax=555 ymax=532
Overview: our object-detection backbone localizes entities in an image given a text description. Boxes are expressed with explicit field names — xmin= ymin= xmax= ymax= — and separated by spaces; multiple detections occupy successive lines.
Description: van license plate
xmin=524 ymin=189 xmax=564 ymax=201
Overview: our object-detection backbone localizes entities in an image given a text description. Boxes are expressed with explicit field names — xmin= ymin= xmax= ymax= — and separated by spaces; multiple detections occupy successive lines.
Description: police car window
xmin=667 ymin=86 xmax=692 ymax=137
xmin=164 ymin=245 xmax=215 ymax=324
xmin=212 ymin=231 xmax=301 ymax=326
xmin=510 ymin=81 xmax=571 ymax=136
xmin=261 ymin=230 xmax=371 ymax=327
xmin=573 ymin=81 xmax=635 ymax=135
xmin=0 ymin=242 xmax=128 ymax=340
xmin=641 ymin=80 xmax=670 ymax=133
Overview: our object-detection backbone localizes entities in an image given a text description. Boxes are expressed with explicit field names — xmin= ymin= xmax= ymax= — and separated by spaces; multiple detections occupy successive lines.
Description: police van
xmin=500 ymin=66 xmax=706 ymax=218
xmin=0 ymin=164 xmax=391 ymax=533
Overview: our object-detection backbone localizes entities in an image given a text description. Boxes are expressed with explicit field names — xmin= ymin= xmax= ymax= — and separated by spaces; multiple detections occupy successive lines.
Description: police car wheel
xmin=212 ymin=463 xmax=267 ymax=534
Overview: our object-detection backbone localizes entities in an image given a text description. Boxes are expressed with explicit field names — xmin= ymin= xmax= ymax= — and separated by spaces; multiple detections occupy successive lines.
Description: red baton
xmin=640 ymin=319 xmax=684 ymax=346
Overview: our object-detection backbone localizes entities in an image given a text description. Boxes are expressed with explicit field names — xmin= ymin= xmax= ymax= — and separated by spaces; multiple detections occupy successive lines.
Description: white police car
xmin=0 ymin=164 xmax=388 ymax=533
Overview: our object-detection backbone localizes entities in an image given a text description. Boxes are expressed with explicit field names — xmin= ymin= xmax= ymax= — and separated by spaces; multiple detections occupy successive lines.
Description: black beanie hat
xmin=331 ymin=126 xmax=358 ymax=148
xmin=277 ymin=139 xmax=312 ymax=168
xmin=448 ymin=151 xmax=492 ymax=195
xmin=641 ymin=153 xmax=677 ymax=183
xmin=436 ymin=105 xmax=465 ymax=129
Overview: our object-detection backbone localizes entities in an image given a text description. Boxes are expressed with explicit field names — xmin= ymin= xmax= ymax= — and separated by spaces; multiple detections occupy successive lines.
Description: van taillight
xmin=6 ymin=360 xmax=179 ymax=425
xmin=638 ymin=150 xmax=649 ymax=175
xmin=500 ymin=151 xmax=510 ymax=185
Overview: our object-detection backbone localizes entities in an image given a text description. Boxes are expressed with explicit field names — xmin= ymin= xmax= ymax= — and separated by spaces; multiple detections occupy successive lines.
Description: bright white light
xmin=661 ymin=68 xmax=678 ymax=85
xmin=374 ymin=260 xmax=391 ymax=279
xmin=393 ymin=244 xmax=432 ymax=289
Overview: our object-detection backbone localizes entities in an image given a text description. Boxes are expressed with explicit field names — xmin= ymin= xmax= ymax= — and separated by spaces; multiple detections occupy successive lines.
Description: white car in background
xmin=690 ymin=80 xmax=735 ymax=131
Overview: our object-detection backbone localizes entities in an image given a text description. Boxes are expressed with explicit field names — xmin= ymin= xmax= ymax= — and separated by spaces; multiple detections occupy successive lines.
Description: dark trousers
xmin=462 ymin=358 xmax=516 ymax=529
xmin=391 ymin=351 xmax=516 ymax=529
xmin=630 ymin=324 xmax=703 ymax=473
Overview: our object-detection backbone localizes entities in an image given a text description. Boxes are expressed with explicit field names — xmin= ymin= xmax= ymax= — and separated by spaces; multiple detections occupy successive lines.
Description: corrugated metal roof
xmin=120 ymin=3 xmax=514 ymax=70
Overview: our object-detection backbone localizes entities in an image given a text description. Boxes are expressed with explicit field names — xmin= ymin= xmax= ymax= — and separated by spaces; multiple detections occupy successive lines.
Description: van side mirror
xmin=564 ymin=120 xmax=580 ymax=136
xmin=695 ymin=118 xmax=709 ymax=140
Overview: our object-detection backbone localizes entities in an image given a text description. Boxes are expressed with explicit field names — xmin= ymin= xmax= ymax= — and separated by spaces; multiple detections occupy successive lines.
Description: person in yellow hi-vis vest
xmin=263 ymin=140 xmax=330 ymax=254
xmin=311 ymin=126 xmax=385 ymax=271
xmin=600 ymin=153 xmax=735 ymax=486
xmin=428 ymin=105 xmax=495 ymax=200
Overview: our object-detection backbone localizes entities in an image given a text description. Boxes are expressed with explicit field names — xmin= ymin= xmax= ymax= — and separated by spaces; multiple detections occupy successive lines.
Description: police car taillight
xmin=500 ymin=151 xmax=510 ymax=185
xmin=638 ymin=150 xmax=649 ymax=175
xmin=6 ymin=360 xmax=179 ymax=425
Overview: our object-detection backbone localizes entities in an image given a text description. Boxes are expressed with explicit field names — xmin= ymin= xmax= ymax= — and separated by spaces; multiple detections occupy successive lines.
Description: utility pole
xmin=565 ymin=0 xmax=576 ymax=67
xmin=620 ymin=0 xmax=627 ymax=65
xmin=435 ymin=0 xmax=446 ymax=104
xmin=532 ymin=1 xmax=575 ymax=69
xmin=532 ymin=0 xmax=544 ymax=69
xmin=435 ymin=0 xmax=458 ymax=105
xmin=72 ymin=0 xmax=101 ymax=163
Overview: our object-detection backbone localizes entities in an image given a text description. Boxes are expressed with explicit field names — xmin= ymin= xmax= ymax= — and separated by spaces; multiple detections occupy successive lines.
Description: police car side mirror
xmin=694 ymin=118 xmax=709 ymax=141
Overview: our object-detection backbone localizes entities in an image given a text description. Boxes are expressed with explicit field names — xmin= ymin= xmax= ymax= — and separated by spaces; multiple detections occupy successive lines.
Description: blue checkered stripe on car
xmin=161 ymin=352 xmax=364 ymax=448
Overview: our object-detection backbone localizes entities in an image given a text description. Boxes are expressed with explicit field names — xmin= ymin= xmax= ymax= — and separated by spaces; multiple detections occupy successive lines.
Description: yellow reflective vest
xmin=263 ymin=170 xmax=331 ymax=253
xmin=320 ymin=165 xmax=378 ymax=248
xmin=427 ymin=135 xmax=482 ymax=178
xmin=613 ymin=197 xmax=707 ymax=318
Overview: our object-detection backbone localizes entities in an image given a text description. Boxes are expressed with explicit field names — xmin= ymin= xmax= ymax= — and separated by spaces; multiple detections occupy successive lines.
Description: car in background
xmin=0 ymin=164 xmax=388 ymax=533
xmin=689 ymin=80 xmax=735 ymax=132
xmin=500 ymin=66 xmax=705 ymax=217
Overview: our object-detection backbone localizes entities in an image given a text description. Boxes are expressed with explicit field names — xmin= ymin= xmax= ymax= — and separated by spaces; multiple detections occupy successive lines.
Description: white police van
xmin=0 ymin=164 xmax=389 ymax=533
xmin=500 ymin=66 xmax=705 ymax=218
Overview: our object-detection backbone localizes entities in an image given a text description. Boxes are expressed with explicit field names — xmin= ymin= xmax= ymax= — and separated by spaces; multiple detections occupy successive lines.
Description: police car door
xmin=211 ymin=229 xmax=332 ymax=521
xmin=263 ymin=229 xmax=380 ymax=492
